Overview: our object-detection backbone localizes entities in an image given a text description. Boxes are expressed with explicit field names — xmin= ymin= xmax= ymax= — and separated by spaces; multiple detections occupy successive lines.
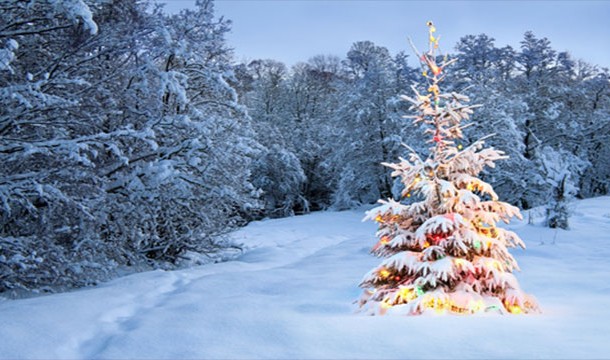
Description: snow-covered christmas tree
xmin=358 ymin=22 xmax=539 ymax=315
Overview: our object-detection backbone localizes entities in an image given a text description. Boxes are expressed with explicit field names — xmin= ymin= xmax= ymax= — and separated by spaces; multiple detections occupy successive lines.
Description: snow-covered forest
xmin=1 ymin=0 xmax=609 ymax=296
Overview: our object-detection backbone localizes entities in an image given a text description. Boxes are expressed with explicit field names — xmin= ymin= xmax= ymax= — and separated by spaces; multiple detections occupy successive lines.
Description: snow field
xmin=1 ymin=197 xmax=610 ymax=359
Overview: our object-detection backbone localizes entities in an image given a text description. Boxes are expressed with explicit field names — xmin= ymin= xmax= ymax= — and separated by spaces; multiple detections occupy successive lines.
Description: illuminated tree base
xmin=360 ymin=288 xmax=539 ymax=316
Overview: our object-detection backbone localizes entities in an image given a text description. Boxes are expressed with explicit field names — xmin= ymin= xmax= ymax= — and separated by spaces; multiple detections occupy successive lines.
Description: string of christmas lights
xmin=357 ymin=22 xmax=539 ymax=316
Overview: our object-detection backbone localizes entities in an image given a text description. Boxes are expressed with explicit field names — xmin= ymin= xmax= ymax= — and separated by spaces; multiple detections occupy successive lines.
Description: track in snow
xmin=1 ymin=199 xmax=610 ymax=359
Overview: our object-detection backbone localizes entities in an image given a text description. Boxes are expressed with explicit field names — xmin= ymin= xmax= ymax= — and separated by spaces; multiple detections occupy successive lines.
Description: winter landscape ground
xmin=1 ymin=196 xmax=610 ymax=359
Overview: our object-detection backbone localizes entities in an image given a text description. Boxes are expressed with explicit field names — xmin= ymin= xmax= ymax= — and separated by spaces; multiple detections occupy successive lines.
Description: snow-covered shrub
xmin=538 ymin=146 xmax=588 ymax=229
xmin=251 ymin=146 xmax=308 ymax=218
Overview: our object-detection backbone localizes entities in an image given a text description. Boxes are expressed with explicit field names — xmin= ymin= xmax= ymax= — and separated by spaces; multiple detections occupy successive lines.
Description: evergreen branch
xmin=400 ymin=142 xmax=424 ymax=164
xmin=407 ymin=37 xmax=423 ymax=60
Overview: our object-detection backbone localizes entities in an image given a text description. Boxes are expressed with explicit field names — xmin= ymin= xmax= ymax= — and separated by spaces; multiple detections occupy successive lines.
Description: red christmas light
xmin=427 ymin=232 xmax=447 ymax=245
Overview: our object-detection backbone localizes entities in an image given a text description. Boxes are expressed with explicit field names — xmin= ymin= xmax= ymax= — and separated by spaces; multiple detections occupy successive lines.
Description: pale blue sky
xmin=161 ymin=0 xmax=610 ymax=68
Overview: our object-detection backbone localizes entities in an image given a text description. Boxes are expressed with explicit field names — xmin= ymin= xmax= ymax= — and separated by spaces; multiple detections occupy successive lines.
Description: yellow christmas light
xmin=507 ymin=304 xmax=523 ymax=314
xmin=427 ymin=21 xmax=439 ymax=48
xmin=454 ymin=258 xmax=467 ymax=266
xmin=379 ymin=269 xmax=391 ymax=278
xmin=422 ymin=297 xmax=489 ymax=315
xmin=396 ymin=287 xmax=417 ymax=303
xmin=397 ymin=287 xmax=410 ymax=299
xmin=423 ymin=298 xmax=450 ymax=314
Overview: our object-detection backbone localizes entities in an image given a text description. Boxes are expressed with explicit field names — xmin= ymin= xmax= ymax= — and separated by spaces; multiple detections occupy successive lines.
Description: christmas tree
xmin=358 ymin=22 xmax=539 ymax=315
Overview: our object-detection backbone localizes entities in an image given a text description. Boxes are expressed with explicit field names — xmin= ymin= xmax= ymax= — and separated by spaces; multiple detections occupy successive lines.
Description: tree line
xmin=1 ymin=0 xmax=608 ymax=296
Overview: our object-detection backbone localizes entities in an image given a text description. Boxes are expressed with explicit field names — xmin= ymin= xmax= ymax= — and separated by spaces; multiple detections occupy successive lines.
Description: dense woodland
xmin=1 ymin=0 xmax=608 ymax=296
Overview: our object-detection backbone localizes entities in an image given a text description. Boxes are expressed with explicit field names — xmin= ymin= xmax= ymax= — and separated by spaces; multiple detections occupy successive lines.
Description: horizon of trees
xmin=1 ymin=0 xmax=608 ymax=296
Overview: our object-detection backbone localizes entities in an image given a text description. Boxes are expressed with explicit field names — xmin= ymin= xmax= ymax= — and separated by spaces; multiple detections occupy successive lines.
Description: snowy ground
xmin=1 ymin=197 xmax=610 ymax=359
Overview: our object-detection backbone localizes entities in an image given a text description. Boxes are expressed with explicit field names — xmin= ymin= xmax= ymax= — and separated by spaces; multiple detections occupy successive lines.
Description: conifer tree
xmin=358 ymin=23 xmax=539 ymax=315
